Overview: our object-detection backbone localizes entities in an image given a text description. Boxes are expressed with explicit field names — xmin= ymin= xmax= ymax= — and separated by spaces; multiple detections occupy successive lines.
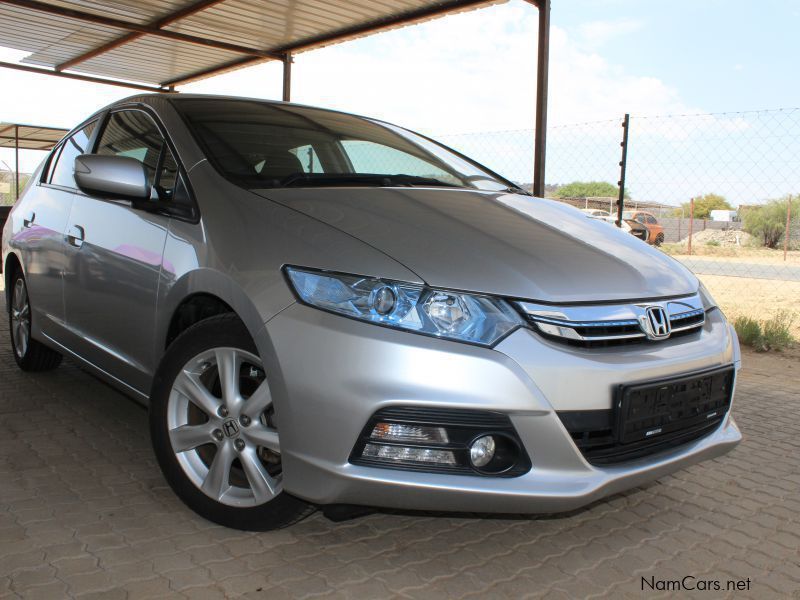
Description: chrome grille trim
xmin=517 ymin=294 xmax=706 ymax=346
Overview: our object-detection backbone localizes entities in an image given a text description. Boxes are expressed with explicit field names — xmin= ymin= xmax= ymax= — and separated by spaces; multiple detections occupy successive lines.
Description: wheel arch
xmin=4 ymin=252 xmax=23 ymax=313
xmin=156 ymin=268 xmax=291 ymax=363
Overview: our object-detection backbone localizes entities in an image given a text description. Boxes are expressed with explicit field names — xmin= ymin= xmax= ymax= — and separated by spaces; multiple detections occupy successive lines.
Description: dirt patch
xmin=692 ymin=228 xmax=752 ymax=247
xmin=741 ymin=346 xmax=800 ymax=370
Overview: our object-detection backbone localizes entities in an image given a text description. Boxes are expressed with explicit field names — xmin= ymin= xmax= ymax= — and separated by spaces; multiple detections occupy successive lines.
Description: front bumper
xmin=260 ymin=304 xmax=741 ymax=513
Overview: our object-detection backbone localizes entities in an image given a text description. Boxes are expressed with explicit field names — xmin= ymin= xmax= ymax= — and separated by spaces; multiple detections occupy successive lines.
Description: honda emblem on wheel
xmin=223 ymin=419 xmax=240 ymax=438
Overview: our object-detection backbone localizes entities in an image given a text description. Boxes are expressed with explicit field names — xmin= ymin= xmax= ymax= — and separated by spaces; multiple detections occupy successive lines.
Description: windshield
xmin=173 ymin=99 xmax=517 ymax=192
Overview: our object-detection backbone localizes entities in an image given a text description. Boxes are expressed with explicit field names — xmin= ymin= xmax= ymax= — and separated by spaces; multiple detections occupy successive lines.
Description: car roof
xmin=108 ymin=93 xmax=375 ymax=123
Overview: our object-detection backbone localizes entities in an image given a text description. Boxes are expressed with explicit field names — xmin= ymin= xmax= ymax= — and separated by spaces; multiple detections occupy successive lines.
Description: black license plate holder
xmin=615 ymin=366 xmax=734 ymax=445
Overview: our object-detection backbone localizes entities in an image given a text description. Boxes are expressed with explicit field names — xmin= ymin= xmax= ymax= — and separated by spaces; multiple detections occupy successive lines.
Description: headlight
xmin=285 ymin=267 xmax=523 ymax=346
xmin=698 ymin=282 xmax=718 ymax=312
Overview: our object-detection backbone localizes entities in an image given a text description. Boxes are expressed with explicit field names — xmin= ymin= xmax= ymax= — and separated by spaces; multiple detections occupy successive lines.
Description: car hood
xmin=251 ymin=187 xmax=697 ymax=303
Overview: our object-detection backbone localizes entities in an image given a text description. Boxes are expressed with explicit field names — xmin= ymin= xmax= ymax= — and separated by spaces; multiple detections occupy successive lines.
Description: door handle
xmin=67 ymin=225 xmax=85 ymax=248
xmin=23 ymin=212 xmax=35 ymax=228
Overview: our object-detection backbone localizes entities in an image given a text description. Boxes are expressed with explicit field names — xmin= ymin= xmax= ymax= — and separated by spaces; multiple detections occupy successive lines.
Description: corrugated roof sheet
xmin=0 ymin=0 xmax=506 ymax=88
xmin=0 ymin=122 xmax=69 ymax=150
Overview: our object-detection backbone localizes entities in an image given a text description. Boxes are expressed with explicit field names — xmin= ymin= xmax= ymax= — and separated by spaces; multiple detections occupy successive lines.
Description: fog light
xmin=370 ymin=422 xmax=449 ymax=443
xmin=362 ymin=443 xmax=457 ymax=465
xmin=469 ymin=435 xmax=496 ymax=468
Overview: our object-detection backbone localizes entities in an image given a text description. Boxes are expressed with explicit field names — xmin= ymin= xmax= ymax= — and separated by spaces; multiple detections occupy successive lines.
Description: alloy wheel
xmin=10 ymin=277 xmax=31 ymax=358
xmin=167 ymin=347 xmax=282 ymax=507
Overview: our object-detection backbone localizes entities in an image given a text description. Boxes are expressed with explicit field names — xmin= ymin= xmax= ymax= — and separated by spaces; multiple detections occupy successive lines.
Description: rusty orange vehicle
xmin=622 ymin=211 xmax=665 ymax=246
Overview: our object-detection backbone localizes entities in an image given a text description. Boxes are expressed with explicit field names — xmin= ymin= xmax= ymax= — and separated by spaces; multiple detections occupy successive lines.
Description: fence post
xmin=616 ymin=113 xmax=630 ymax=227
xmin=785 ymin=195 xmax=792 ymax=262
xmin=688 ymin=198 xmax=694 ymax=256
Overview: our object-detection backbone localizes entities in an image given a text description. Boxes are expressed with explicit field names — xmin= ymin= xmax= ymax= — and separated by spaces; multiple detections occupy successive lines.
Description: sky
xmin=1 ymin=0 xmax=798 ymax=204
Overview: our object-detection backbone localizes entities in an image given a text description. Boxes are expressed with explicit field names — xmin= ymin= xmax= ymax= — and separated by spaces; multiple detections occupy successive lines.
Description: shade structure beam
xmin=0 ymin=60 xmax=172 ymax=92
xmin=56 ymin=0 xmax=229 ymax=71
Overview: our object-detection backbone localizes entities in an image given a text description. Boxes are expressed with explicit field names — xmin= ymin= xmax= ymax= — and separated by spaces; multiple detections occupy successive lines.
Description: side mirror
xmin=74 ymin=154 xmax=149 ymax=201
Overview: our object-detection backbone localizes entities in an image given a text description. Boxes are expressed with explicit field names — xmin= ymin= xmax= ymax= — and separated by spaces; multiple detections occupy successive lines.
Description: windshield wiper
xmin=507 ymin=185 xmax=532 ymax=196
xmin=274 ymin=173 xmax=463 ymax=189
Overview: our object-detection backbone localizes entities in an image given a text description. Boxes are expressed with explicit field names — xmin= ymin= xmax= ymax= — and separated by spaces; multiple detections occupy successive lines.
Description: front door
xmin=62 ymin=109 xmax=178 ymax=394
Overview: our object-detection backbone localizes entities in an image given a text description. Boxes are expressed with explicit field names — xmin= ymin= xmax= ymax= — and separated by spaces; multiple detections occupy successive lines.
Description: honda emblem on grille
xmin=640 ymin=306 xmax=671 ymax=340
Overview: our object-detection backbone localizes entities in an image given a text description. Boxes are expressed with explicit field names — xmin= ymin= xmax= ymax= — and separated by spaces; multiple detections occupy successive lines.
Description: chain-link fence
xmin=0 ymin=147 xmax=39 ymax=206
xmin=439 ymin=108 xmax=800 ymax=345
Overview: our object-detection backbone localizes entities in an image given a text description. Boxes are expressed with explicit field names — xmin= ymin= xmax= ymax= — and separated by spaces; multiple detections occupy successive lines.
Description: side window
xmin=48 ymin=121 xmax=96 ymax=188
xmin=646 ymin=215 xmax=657 ymax=224
xmin=96 ymin=110 xmax=179 ymax=202
xmin=635 ymin=214 xmax=646 ymax=224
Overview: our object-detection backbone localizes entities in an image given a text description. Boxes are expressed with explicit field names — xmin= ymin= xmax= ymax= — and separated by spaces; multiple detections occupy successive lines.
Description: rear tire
xmin=149 ymin=314 xmax=314 ymax=530
xmin=8 ymin=270 xmax=62 ymax=372
xmin=654 ymin=233 xmax=665 ymax=246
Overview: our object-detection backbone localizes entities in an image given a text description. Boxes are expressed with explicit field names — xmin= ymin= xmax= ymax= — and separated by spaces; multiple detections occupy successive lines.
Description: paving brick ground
xmin=0 ymin=307 xmax=798 ymax=598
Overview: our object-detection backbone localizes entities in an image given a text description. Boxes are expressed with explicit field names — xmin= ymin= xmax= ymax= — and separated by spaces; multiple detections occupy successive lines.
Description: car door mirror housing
xmin=74 ymin=154 xmax=150 ymax=201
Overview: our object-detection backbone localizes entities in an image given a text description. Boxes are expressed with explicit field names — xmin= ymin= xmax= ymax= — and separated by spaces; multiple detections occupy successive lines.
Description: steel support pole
xmin=282 ymin=53 xmax=292 ymax=102
xmin=14 ymin=125 xmax=19 ymax=201
xmin=532 ymin=0 xmax=550 ymax=197
xmin=616 ymin=114 xmax=630 ymax=228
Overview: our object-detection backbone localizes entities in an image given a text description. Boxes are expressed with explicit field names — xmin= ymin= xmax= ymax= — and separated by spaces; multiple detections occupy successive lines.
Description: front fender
xmin=154 ymin=265 xmax=292 ymax=365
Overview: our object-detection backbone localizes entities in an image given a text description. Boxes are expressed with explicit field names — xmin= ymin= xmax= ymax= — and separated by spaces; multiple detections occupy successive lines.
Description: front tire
xmin=149 ymin=314 xmax=314 ymax=530
xmin=8 ymin=270 xmax=62 ymax=371
xmin=654 ymin=232 xmax=665 ymax=246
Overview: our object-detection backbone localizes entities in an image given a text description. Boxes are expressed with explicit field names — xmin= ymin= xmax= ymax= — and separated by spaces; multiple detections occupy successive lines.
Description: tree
xmin=552 ymin=181 xmax=629 ymax=200
xmin=681 ymin=193 xmax=732 ymax=219
xmin=743 ymin=195 xmax=799 ymax=249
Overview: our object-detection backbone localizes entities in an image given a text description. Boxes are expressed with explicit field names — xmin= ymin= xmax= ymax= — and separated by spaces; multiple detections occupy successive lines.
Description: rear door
xmin=62 ymin=108 xmax=179 ymax=393
xmin=13 ymin=120 xmax=97 ymax=342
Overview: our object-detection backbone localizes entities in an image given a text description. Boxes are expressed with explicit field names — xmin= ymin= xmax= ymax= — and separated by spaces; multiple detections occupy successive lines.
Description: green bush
xmin=761 ymin=311 xmax=796 ymax=350
xmin=552 ymin=181 xmax=628 ymax=199
xmin=743 ymin=196 xmax=799 ymax=248
xmin=705 ymin=240 xmax=720 ymax=247
xmin=734 ymin=316 xmax=763 ymax=348
xmin=734 ymin=312 xmax=796 ymax=351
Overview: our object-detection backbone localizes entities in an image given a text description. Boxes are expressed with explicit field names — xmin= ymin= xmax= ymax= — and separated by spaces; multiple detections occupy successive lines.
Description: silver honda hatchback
xmin=3 ymin=95 xmax=741 ymax=530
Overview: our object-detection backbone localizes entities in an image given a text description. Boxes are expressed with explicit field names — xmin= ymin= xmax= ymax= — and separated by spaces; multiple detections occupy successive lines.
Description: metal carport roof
xmin=0 ymin=121 xmax=69 ymax=202
xmin=0 ymin=122 xmax=69 ymax=150
xmin=0 ymin=0 xmax=550 ymax=194
xmin=0 ymin=0 xmax=513 ymax=89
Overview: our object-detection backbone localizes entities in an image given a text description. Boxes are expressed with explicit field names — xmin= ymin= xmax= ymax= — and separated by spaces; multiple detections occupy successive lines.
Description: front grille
xmin=558 ymin=366 xmax=734 ymax=465
xmin=669 ymin=308 xmax=705 ymax=332
xmin=517 ymin=295 xmax=706 ymax=348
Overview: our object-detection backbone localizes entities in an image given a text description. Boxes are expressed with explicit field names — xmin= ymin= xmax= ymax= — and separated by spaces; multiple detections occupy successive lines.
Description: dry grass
xmin=662 ymin=244 xmax=800 ymax=265
xmin=699 ymin=273 xmax=800 ymax=339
